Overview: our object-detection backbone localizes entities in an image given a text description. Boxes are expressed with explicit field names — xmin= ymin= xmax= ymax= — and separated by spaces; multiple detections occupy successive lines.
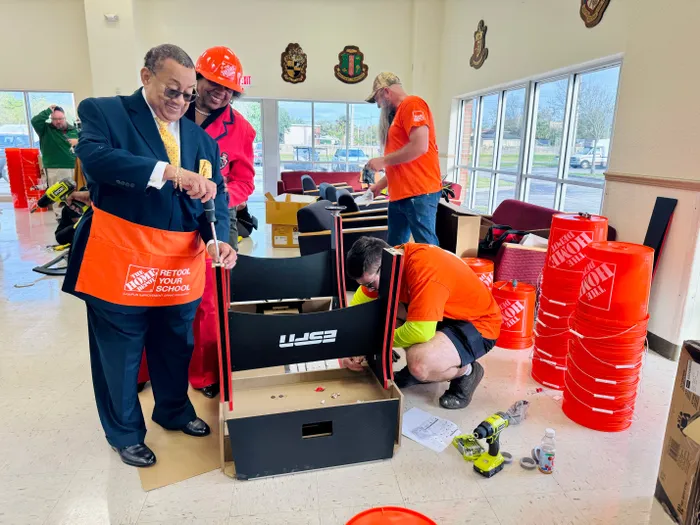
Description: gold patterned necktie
xmin=155 ymin=118 xmax=180 ymax=168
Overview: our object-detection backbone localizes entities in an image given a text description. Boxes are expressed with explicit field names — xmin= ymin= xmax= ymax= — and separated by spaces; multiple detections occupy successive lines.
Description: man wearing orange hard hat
xmin=137 ymin=46 xmax=256 ymax=399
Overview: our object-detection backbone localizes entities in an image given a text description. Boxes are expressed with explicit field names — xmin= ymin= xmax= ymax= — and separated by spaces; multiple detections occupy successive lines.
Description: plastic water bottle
xmin=538 ymin=428 xmax=556 ymax=474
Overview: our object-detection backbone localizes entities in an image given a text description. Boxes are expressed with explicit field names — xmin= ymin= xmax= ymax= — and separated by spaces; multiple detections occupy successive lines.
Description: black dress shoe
xmin=182 ymin=417 xmax=211 ymax=437
xmin=197 ymin=383 xmax=220 ymax=399
xmin=113 ymin=443 xmax=156 ymax=468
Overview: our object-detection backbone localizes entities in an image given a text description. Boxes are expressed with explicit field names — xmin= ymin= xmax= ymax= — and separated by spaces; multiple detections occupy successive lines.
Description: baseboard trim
xmin=648 ymin=331 xmax=681 ymax=361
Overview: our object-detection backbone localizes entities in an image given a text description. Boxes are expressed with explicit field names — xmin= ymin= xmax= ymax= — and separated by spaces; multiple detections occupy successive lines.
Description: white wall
xmin=133 ymin=0 xmax=415 ymax=103
xmin=435 ymin=0 xmax=700 ymax=348
xmin=435 ymin=0 xmax=628 ymax=153
xmin=0 ymin=0 xmax=93 ymax=103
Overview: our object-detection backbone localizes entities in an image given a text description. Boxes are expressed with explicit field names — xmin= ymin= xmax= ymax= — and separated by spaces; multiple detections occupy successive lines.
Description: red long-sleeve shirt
xmin=194 ymin=106 xmax=256 ymax=208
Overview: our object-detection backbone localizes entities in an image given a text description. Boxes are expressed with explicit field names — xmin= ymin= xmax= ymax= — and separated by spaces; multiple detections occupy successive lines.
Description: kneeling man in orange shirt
xmin=343 ymin=237 xmax=502 ymax=409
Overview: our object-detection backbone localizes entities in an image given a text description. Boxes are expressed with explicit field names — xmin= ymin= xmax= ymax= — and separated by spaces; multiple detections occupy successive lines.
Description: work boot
xmin=439 ymin=362 xmax=484 ymax=409
xmin=393 ymin=367 xmax=428 ymax=389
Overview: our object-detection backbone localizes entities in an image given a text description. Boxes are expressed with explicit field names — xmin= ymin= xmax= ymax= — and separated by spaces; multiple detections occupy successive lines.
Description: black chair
xmin=301 ymin=174 xmax=317 ymax=193
xmin=337 ymin=188 xmax=359 ymax=213
xmin=317 ymin=182 xmax=332 ymax=201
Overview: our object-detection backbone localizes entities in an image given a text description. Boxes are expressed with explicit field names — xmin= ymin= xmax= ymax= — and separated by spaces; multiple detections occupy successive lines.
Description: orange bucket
xmin=348 ymin=507 xmax=437 ymax=525
xmin=577 ymin=242 xmax=654 ymax=321
xmin=493 ymin=280 xmax=536 ymax=350
xmin=545 ymin=213 xmax=608 ymax=274
xmin=531 ymin=357 xmax=565 ymax=390
xmin=463 ymin=257 xmax=494 ymax=290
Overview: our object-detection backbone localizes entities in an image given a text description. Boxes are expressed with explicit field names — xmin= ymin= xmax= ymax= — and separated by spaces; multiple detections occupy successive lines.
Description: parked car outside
xmin=332 ymin=148 xmax=369 ymax=172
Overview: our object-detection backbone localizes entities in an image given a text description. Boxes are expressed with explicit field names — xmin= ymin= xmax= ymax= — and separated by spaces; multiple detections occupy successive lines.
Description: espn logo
xmin=279 ymin=330 xmax=338 ymax=348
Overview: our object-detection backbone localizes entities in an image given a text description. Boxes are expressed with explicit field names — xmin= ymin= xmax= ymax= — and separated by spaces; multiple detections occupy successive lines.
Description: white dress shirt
xmin=141 ymin=91 xmax=219 ymax=250
xmin=142 ymin=89 xmax=180 ymax=190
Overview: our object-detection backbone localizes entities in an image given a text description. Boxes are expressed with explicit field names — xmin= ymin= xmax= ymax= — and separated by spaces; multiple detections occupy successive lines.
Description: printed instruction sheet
xmin=402 ymin=407 xmax=462 ymax=453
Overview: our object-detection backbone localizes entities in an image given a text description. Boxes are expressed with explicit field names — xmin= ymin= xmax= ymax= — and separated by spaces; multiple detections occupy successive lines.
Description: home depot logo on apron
xmin=75 ymin=207 xmax=206 ymax=307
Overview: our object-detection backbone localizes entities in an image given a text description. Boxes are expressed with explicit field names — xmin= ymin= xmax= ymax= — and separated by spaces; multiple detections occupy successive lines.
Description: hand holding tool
xmin=203 ymin=199 xmax=220 ymax=263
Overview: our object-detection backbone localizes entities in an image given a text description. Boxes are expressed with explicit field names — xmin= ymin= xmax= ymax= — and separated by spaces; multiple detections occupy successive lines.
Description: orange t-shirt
xmin=397 ymin=243 xmax=502 ymax=340
xmin=384 ymin=96 xmax=442 ymax=202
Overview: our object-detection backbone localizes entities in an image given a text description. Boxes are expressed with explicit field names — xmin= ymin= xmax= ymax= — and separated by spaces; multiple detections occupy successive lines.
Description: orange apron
xmin=75 ymin=207 xmax=206 ymax=307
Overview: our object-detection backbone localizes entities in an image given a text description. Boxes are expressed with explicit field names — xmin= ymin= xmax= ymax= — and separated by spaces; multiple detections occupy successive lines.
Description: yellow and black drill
xmin=472 ymin=412 xmax=510 ymax=478
xmin=33 ymin=178 xmax=88 ymax=215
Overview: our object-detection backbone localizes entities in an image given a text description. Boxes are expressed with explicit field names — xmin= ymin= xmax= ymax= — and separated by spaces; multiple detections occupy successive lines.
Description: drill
xmin=33 ymin=178 xmax=88 ymax=215
xmin=472 ymin=412 xmax=510 ymax=478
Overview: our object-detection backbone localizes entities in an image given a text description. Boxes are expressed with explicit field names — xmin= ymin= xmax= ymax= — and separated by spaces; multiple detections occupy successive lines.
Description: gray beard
xmin=378 ymin=105 xmax=397 ymax=152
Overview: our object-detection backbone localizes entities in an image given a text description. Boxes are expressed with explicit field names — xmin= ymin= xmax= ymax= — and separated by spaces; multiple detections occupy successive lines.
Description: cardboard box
xmin=265 ymin=192 xmax=317 ymax=226
xmin=436 ymin=201 xmax=485 ymax=258
xmin=219 ymin=297 xmax=403 ymax=480
xmin=656 ymin=340 xmax=700 ymax=525
xmin=271 ymin=224 xmax=299 ymax=248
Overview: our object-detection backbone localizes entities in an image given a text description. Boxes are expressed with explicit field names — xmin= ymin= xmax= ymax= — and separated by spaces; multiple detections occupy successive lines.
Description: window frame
xmin=452 ymin=57 xmax=622 ymax=214
xmin=277 ymin=100 xmax=380 ymax=173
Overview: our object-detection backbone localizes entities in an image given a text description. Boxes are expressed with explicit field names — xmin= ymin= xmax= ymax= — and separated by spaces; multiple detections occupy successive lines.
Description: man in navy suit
xmin=63 ymin=44 xmax=237 ymax=468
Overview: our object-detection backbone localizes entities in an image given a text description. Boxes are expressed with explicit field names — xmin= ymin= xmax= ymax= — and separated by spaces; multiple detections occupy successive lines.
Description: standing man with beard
xmin=365 ymin=73 xmax=442 ymax=246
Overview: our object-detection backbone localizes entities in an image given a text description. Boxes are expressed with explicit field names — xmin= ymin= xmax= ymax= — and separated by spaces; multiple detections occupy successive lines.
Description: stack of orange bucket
xmin=531 ymin=213 xmax=608 ymax=389
xmin=463 ymin=257 xmax=494 ymax=290
xmin=492 ymin=280 xmax=536 ymax=350
xmin=563 ymin=242 xmax=654 ymax=432
xmin=5 ymin=148 xmax=45 ymax=211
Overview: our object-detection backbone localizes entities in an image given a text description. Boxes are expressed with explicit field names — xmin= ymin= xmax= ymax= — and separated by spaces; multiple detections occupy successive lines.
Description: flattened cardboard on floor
xmin=656 ymin=340 xmax=700 ymax=525
xmin=137 ymin=386 xmax=220 ymax=491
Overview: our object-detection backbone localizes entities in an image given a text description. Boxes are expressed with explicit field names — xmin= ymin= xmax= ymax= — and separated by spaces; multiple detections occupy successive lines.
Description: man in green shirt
xmin=31 ymin=105 xmax=79 ymax=218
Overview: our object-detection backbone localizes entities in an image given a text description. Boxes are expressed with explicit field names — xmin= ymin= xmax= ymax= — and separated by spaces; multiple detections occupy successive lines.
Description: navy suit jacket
xmin=63 ymin=89 xmax=229 ymax=310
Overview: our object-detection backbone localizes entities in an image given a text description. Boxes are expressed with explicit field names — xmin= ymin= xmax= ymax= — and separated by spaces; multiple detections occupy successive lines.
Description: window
xmin=232 ymin=99 xmax=264 ymax=203
xmin=454 ymin=63 xmax=621 ymax=213
xmin=0 ymin=90 xmax=76 ymax=195
xmin=278 ymin=101 xmax=380 ymax=173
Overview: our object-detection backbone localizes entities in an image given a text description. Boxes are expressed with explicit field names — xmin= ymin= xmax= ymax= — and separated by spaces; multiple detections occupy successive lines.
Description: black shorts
xmin=437 ymin=318 xmax=497 ymax=368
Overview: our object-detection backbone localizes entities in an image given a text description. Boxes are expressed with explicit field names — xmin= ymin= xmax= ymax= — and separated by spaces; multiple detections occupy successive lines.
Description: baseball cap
xmin=366 ymin=72 xmax=402 ymax=103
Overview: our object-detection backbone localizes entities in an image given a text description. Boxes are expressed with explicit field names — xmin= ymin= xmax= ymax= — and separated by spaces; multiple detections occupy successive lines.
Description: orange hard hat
xmin=196 ymin=46 xmax=244 ymax=93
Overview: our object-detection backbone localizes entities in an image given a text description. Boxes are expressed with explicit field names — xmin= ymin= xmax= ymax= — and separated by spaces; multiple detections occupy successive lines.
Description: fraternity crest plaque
xmin=281 ymin=43 xmax=307 ymax=84
xmin=334 ymin=46 xmax=369 ymax=84
xmin=580 ymin=0 xmax=611 ymax=28
xmin=470 ymin=20 xmax=489 ymax=70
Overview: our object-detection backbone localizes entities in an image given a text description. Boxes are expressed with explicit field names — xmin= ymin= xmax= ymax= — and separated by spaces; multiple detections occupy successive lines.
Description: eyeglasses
xmin=357 ymin=269 xmax=380 ymax=291
xmin=149 ymin=69 xmax=198 ymax=103
xmin=51 ymin=117 xmax=66 ymax=122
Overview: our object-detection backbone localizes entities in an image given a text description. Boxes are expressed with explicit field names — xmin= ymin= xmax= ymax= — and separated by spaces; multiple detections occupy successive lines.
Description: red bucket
xmin=577 ymin=242 xmax=654 ymax=321
xmin=493 ymin=280 xmax=536 ymax=350
xmin=569 ymin=337 xmax=645 ymax=372
xmin=463 ymin=257 xmax=494 ymax=290
xmin=546 ymin=214 xmax=609 ymax=273
xmin=348 ymin=507 xmax=437 ymax=525
xmin=563 ymin=386 xmax=635 ymax=432
xmin=539 ymin=294 xmax=576 ymax=319
xmin=532 ymin=357 xmax=565 ymax=390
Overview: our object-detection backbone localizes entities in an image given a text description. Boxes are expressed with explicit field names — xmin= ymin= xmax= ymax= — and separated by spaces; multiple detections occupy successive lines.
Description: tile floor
xmin=0 ymin=202 xmax=678 ymax=524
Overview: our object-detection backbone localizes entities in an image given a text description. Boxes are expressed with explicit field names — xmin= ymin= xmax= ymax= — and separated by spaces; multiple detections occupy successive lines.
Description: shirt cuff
xmin=147 ymin=161 xmax=168 ymax=189
xmin=206 ymin=240 xmax=219 ymax=248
